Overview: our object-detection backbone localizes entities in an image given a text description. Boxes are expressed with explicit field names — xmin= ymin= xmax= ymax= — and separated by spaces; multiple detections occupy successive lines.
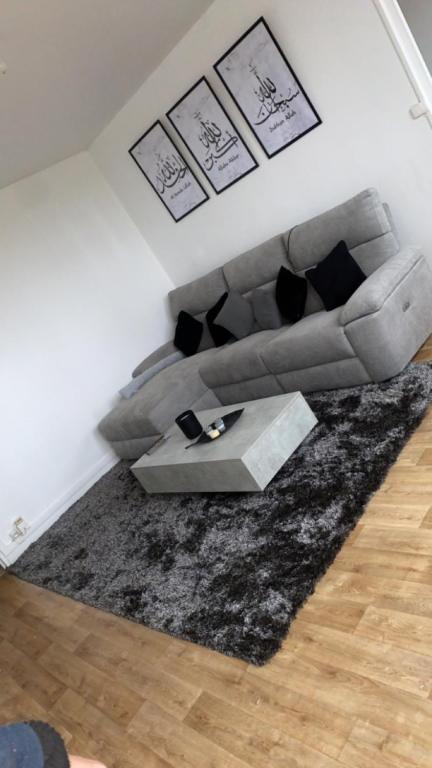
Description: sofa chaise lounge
xmin=99 ymin=188 xmax=432 ymax=459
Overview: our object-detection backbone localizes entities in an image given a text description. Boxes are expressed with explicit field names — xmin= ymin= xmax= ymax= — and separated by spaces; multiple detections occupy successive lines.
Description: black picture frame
xmin=166 ymin=76 xmax=258 ymax=195
xmin=214 ymin=17 xmax=322 ymax=159
xmin=129 ymin=120 xmax=209 ymax=222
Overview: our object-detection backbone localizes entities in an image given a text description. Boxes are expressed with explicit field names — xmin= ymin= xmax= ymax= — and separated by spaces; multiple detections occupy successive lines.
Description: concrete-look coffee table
xmin=132 ymin=393 xmax=317 ymax=493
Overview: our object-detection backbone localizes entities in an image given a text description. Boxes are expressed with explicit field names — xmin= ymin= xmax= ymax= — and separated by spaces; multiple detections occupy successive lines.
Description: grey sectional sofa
xmin=99 ymin=188 xmax=432 ymax=459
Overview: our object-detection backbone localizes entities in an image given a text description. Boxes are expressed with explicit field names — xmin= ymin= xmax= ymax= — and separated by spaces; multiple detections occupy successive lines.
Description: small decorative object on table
xmin=175 ymin=409 xmax=203 ymax=439
xmin=205 ymin=416 xmax=226 ymax=440
xmin=186 ymin=408 xmax=244 ymax=448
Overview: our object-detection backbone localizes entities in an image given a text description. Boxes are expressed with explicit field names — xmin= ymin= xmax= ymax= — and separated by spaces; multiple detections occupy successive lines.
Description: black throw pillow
xmin=305 ymin=240 xmax=366 ymax=311
xmin=206 ymin=292 xmax=234 ymax=346
xmin=174 ymin=310 xmax=203 ymax=357
xmin=275 ymin=266 xmax=308 ymax=323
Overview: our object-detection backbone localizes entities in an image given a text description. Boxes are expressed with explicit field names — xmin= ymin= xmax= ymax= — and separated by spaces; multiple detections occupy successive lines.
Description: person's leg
xmin=69 ymin=756 xmax=107 ymax=768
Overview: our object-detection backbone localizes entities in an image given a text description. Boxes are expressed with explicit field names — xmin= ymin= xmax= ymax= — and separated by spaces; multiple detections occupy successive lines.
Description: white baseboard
xmin=0 ymin=451 xmax=119 ymax=567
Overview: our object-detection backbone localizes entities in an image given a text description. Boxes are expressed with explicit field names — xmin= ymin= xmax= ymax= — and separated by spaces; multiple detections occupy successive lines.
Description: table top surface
xmin=133 ymin=392 xmax=307 ymax=470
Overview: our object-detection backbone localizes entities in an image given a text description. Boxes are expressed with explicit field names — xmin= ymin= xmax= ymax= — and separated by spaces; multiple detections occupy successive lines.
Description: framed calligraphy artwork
xmin=129 ymin=121 xmax=209 ymax=222
xmin=166 ymin=77 xmax=258 ymax=195
xmin=214 ymin=17 xmax=321 ymax=159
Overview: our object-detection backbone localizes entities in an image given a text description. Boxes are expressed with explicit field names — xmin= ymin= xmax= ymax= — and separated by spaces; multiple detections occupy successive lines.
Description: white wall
xmin=92 ymin=0 xmax=432 ymax=288
xmin=0 ymin=152 xmax=173 ymax=564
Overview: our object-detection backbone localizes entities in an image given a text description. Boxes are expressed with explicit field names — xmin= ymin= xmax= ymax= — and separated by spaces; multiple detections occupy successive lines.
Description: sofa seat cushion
xmin=99 ymin=347 xmax=218 ymax=442
xmin=261 ymin=309 xmax=355 ymax=375
xmin=199 ymin=329 xmax=284 ymax=389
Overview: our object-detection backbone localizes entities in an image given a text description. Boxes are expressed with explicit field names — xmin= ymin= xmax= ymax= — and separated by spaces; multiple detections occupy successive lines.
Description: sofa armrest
xmin=132 ymin=340 xmax=178 ymax=378
xmin=341 ymin=248 xmax=432 ymax=381
xmin=341 ymin=247 xmax=422 ymax=326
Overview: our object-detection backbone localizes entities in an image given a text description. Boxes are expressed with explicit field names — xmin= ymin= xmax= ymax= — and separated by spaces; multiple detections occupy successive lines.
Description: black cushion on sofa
xmin=305 ymin=240 xmax=366 ymax=311
xmin=275 ymin=266 xmax=308 ymax=323
xmin=206 ymin=292 xmax=234 ymax=346
xmin=174 ymin=310 xmax=203 ymax=357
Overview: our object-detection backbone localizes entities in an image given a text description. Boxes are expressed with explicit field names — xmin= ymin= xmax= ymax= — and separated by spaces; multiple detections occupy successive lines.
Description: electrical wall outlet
xmin=9 ymin=517 xmax=29 ymax=542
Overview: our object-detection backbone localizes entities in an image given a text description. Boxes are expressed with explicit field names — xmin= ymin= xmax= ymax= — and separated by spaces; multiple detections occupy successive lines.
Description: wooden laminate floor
xmin=1 ymin=338 xmax=432 ymax=767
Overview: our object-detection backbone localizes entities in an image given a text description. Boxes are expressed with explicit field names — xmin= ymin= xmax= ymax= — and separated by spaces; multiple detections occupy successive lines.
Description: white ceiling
xmin=0 ymin=0 xmax=213 ymax=189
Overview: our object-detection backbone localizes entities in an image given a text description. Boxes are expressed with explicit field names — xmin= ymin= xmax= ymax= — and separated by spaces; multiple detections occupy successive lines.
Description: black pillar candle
xmin=175 ymin=410 xmax=203 ymax=439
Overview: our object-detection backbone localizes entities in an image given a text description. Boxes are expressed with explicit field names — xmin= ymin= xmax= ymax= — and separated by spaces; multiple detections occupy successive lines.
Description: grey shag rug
xmin=12 ymin=363 xmax=432 ymax=665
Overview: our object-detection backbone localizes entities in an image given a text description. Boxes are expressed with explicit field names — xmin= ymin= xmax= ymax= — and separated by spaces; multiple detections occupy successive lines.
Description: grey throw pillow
xmin=197 ymin=319 xmax=214 ymax=352
xmin=132 ymin=340 xmax=177 ymax=378
xmin=214 ymin=290 xmax=254 ymax=339
xmin=120 ymin=350 xmax=184 ymax=398
xmin=251 ymin=286 xmax=283 ymax=330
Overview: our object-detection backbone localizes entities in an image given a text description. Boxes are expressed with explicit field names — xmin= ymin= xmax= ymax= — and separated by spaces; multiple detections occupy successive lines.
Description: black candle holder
xmin=175 ymin=409 xmax=203 ymax=439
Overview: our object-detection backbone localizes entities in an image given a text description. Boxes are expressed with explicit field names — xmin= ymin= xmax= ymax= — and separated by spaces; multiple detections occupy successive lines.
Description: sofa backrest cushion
xmin=222 ymin=234 xmax=289 ymax=295
xmin=287 ymin=188 xmax=397 ymax=275
xmin=168 ymin=266 xmax=228 ymax=321
xmin=287 ymin=188 xmax=398 ymax=316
